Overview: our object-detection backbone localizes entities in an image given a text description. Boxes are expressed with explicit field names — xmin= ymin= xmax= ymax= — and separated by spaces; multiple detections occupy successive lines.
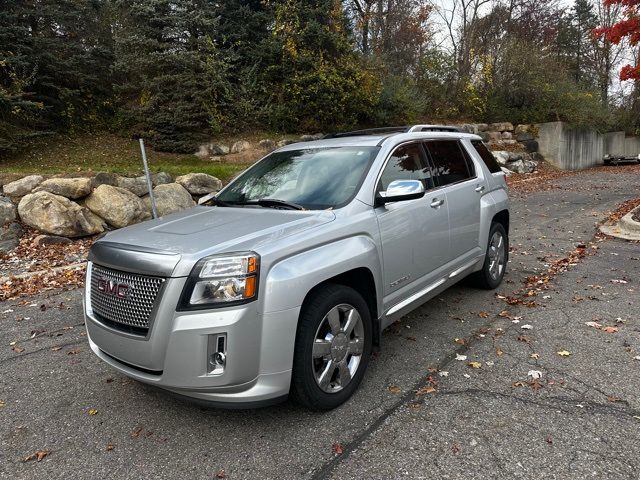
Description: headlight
xmin=180 ymin=252 xmax=259 ymax=309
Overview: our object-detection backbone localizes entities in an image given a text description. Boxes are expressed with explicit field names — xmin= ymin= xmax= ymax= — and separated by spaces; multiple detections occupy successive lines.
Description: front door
xmin=374 ymin=142 xmax=450 ymax=308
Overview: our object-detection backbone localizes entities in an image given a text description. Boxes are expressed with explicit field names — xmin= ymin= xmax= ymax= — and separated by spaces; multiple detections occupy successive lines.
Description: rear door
xmin=424 ymin=140 xmax=484 ymax=262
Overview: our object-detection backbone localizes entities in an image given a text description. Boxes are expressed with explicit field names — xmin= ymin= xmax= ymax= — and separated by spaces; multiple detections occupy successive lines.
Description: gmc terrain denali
xmin=84 ymin=125 xmax=509 ymax=410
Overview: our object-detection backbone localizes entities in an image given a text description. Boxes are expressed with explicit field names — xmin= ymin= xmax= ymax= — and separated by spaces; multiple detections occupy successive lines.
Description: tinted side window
xmin=471 ymin=140 xmax=502 ymax=173
xmin=377 ymin=143 xmax=434 ymax=192
xmin=425 ymin=141 xmax=472 ymax=186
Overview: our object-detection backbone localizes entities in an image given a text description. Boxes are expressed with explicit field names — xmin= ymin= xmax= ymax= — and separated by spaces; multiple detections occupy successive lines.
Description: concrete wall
xmin=604 ymin=131 xmax=626 ymax=157
xmin=624 ymin=136 xmax=640 ymax=158
xmin=535 ymin=121 xmax=604 ymax=170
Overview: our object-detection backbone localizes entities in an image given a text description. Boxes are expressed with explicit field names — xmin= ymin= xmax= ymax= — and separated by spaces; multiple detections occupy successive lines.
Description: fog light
xmin=212 ymin=351 xmax=226 ymax=366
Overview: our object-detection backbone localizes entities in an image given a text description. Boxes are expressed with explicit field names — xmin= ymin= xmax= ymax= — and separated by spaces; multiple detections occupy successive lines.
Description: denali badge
xmin=97 ymin=278 xmax=130 ymax=299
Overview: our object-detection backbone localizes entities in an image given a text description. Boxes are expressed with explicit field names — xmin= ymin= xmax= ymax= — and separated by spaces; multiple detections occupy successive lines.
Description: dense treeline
xmin=1 ymin=0 xmax=638 ymax=154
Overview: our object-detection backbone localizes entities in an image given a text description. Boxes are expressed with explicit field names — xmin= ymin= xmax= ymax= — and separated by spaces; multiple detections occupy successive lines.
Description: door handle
xmin=430 ymin=198 xmax=444 ymax=208
xmin=475 ymin=185 xmax=485 ymax=193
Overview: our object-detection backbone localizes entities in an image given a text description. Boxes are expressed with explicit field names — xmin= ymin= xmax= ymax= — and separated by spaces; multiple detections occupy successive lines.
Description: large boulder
xmin=488 ymin=122 xmax=514 ymax=132
xmin=195 ymin=143 xmax=230 ymax=158
xmin=34 ymin=177 xmax=92 ymax=199
xmin=152 ymin=172 xmax=173 ymax=186
xmin=492 ymin=151 xmax=510 ymax=166
xmin=508 ymin=158 xmax=537 ymax=174
xmin=92 ymin=172 xmax=120 ymax=188
xmin=0 ymin=196 xmax=17 ymax=225
xmin=117 ymin=175 xmax=149 ymax=196
xmin=258 ymin=139 xmax=276 ymax=152
xmin=0 ymin=222 xmax=23 ymax=252
xmin=144 ymin=183 xmax=195 ymax=217
xmin=85 ymin=185 xmax=150 ymax=228
xmin=18 ymin=191 xmax=105 ymax=237
xmin=3 ymin=175 xmax=43 ymax=197
xmin=230 ymin=140 xmax=251 ymax=154
xmin=175 ymin=173 xmax=222 ymax=195
xmin=0 ymin=173 xmax=23 ymax=188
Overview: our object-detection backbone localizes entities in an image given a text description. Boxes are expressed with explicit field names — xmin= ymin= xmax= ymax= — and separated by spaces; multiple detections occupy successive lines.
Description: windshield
xmin=217 ymin=146 xmax=380 ymax=209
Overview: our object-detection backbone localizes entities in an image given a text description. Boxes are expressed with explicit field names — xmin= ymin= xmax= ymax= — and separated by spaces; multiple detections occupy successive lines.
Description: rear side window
xmin=424 ymin=140 xmax=472 ymax=187
xmin=471 ymin=140 xmax=502 ymax=173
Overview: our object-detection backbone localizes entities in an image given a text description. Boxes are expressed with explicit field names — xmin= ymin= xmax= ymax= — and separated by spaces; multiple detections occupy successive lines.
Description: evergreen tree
xmin=113 ymin=0 xmax=227 ymax=152
xmin=265 ymin=0 xmax=379 ymax=132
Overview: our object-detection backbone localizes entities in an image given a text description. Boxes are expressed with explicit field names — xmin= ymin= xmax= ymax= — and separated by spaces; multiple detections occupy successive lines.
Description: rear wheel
xmin=290 ymin=284 xmax=372 ymax=410
xmin=470 ymin=222 xmax=508 ymax=289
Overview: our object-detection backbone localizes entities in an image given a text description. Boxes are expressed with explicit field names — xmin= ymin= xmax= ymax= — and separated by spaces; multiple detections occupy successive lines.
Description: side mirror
xmin=376 ymin=179 xmax=425 ymax=206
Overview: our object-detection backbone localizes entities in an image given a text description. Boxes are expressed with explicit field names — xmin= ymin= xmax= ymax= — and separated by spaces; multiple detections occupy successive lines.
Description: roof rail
xmin=323 ymin=126 xmax=410 ymax=139
xmin=323 ymin=124 xmax=461 ymax=139
xmin=407 ymin=124 xmax=461 ymax=132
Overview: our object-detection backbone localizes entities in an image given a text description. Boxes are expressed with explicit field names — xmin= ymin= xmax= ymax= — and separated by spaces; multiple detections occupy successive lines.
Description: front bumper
xmin=84 ymin=267 xmax=301 ymax=406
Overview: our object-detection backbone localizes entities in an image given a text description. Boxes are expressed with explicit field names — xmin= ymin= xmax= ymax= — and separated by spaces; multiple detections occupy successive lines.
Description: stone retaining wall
xmin=0 ymin=172 xmax=222 ymax=251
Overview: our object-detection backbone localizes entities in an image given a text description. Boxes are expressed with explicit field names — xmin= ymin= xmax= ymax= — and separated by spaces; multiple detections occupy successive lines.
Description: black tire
xmin=290 ymin=284 xmax=372 ymax=410
xmin=469 ymin=222 xmax=508 ymax=290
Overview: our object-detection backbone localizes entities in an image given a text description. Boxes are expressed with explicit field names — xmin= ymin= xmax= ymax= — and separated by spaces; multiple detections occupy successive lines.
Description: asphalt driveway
xmin=1 ymin=166 xmax=639 ymax=479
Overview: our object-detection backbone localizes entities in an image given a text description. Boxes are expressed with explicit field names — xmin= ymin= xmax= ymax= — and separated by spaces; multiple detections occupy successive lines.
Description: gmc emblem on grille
xmin=97 ymin=278 xmax=130 ymax=299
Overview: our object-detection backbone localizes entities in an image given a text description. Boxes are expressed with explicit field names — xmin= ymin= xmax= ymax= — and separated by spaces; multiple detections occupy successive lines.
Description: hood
xmin=91 ymin=206 xmax=335 ymax=275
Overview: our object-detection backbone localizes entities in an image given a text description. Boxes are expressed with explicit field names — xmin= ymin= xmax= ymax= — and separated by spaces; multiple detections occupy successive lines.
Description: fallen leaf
xmin=530 ymin=353 xmax=540 ymax=359
xmin=416 ymin=386 xmax=436 ymax=395
xmin=131 ymin=427 xmax=143 ymax=438
xmin=216 ymin=469 xmax=227 ymax=479
xmin=478 ymin=311 xmax=489 ymax=318
xmin=607 ymin=395 xmax=622 ymax=403
xmin=106 ymin=443 xmax=114 ymax=451
xmin=51 ymin=346 xmax=62 ymax=352
xmin=0 ymin=400 xmax=5 ymax=408
xmin=88 ymin=409 xmax=98 ymax=416
xmin=455 ymin=354 xmax=467 ymax=361
xmin=12 ymin=345 xmax=24 ymax=353
xmin=23 ymin=449 xmax=50 ymax=462
xmin=454 ymin=338 xmax=466 ymax=345
xmin=467 ymin=361 xmax=482 ymax=369
xmin=496 ymin=348 xmax=504 ymax=356
xmin=332 ymin=443 xmax=344 ymax=455
xmin=602 ymin=326 xmax=618 ymax=333
xmin=557 ymin=350 xmax=571 ymax=357
xmin=517 ymin=335 xmax=530 ymax=343
xmin=585 ymin=321 xmax=601 ymax=329
xmin=387 ymin=385 xmax=401 ymax=394
xmin=67 ymin=348 xmax=81 ymax=355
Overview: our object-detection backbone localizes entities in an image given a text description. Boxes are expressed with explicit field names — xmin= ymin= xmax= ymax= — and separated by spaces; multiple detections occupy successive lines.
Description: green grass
xmin=0 ymin=133 xmax=254 ymax=183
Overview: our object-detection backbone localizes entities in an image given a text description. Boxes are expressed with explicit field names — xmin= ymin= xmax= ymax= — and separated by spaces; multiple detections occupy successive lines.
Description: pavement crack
xmin=0 ymin=339 xmax=85 ymax=365
xmin=437 ymin=387 xmax=640 ymax=418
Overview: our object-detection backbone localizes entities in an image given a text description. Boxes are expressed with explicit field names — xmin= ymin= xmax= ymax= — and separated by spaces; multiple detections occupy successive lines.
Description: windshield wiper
xmin=197 ymin=192 xmax=231 ymax=207
xmin=257 ymin=198 xmax=305 ymax=210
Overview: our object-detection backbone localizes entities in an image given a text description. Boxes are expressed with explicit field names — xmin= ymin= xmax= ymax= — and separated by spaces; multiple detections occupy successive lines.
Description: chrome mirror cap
xmin=384 ymin=179 xmax=425 ymax=198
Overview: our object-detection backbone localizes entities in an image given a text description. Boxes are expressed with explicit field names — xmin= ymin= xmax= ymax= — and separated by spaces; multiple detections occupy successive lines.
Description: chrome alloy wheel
xmin=312 ymin=303 xmax=365 ymax=393
xmin=487 ymin=230 xmax=506 ymax=281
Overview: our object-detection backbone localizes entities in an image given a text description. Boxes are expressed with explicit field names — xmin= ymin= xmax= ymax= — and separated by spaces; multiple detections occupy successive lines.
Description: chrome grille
xmin=90 ymin=264 xmax=165 ymax=332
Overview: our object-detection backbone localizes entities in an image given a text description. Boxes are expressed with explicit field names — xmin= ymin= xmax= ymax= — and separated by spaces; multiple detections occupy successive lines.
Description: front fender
xmin=262 ymin=235 xmax=382 ymax=315
xmin=256 ymin=236 xmax=382 ymax=376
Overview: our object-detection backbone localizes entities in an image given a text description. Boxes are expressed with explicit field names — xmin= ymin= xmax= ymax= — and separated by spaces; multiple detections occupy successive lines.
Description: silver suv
xmin=84 ymin=126 xmax=509 ymax=410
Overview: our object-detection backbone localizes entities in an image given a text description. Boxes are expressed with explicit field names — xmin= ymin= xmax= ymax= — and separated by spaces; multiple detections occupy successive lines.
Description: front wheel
xmin=290 ymin=284 xmax=372 ymax=410
xmin=470 ymin=222 xmax=508 ymax=289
